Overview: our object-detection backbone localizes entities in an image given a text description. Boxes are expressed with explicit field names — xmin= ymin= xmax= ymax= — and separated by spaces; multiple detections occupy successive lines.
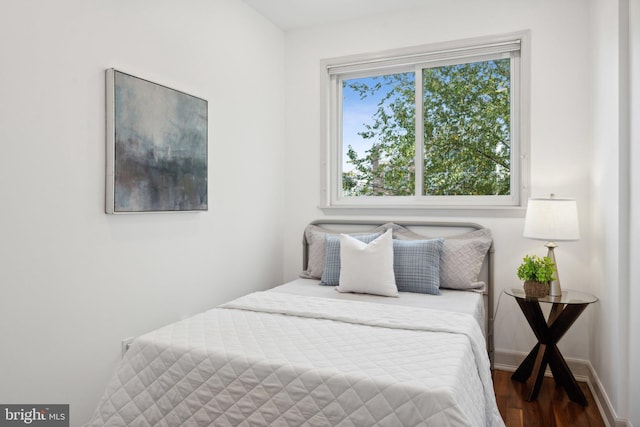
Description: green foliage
xmin=342 ymin=59 xmax=511 ymax=197
xmin=423 ymin=60 xmax=510 ymax=195
xmin=517 ymin=255 xmax=555 ymax=283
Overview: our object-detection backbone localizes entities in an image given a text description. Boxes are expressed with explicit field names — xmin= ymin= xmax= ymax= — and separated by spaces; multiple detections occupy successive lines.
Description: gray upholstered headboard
xmin=301 ymin=220 xmax=495 ymax=365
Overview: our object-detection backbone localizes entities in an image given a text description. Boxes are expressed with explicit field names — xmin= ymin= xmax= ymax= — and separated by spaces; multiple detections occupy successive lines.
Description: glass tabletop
xmin=504 ymin=288 xmax=598 ymax=304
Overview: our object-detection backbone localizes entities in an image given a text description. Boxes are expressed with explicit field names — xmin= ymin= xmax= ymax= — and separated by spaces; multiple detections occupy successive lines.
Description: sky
xmin=342 ymin=76 xmax=386 ymax=172
xmin=341 ymin=74 xmax=414 ymax=172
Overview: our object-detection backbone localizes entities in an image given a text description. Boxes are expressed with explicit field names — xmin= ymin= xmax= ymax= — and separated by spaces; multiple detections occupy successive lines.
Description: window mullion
xmin=510 ymin=51 xmax=522 ymax=204
xmin=414 ymin=66 xmax=424 ymax=198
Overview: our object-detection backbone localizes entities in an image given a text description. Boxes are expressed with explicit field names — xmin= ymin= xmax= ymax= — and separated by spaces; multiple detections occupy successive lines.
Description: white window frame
xmin=320 ymin=32 xmax=530 ymax=215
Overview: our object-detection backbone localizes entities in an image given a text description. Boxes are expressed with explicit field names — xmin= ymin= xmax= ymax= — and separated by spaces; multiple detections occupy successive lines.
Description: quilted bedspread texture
xmin=89 ymin=292 xmax=504 ymax=427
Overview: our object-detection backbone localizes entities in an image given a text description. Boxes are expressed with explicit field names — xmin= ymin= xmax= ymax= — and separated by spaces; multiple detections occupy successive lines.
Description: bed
xmin=88 ymin=221 xmax=503 ymax=427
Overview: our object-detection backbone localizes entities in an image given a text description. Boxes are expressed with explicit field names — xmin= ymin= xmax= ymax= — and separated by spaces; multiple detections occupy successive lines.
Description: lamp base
xmin=545 ymin=242 xmax=562 ymax=296
xmin=549 ymin=280 xmax=562 ymax=296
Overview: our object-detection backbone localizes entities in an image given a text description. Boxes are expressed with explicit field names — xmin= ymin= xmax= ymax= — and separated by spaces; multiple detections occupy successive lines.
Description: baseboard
xmin=494 ymin=349 xmax=631 ymax=427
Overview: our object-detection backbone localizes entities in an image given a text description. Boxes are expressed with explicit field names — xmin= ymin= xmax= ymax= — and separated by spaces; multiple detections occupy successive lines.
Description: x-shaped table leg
xmin=510 ymin=298 xmax=589 ymax=406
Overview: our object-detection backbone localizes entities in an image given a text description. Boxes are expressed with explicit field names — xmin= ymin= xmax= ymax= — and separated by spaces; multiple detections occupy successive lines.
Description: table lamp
xmin=523 ymin=194 xmax=580 ymax=296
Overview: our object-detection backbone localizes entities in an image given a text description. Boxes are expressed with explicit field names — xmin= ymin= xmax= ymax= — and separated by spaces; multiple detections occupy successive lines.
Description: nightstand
xmin=504 ymin=288 xmax=598 ymax=406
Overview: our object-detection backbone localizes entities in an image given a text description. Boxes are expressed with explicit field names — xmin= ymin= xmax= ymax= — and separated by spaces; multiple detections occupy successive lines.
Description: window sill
xmin=319 ymin=204 xmax=526 ymax=218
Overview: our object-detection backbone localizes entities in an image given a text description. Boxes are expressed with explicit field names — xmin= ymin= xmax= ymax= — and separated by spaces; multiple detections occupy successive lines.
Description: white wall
xmin=589 ymin=0 xmax=624 ymax=417
xmin=0 ymin=1 xmax=285 ymax=425
xmin=589 ymin=0 xmax=639 ymax=424
xmin=629 ymin=0 xmax=640 ymax=422
xmin=283 ymin=0 xmax=593 ymax=360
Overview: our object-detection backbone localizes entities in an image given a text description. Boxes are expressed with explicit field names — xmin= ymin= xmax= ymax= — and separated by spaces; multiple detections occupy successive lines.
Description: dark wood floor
xmin=493 ymin=370 xmax=606 ymax=427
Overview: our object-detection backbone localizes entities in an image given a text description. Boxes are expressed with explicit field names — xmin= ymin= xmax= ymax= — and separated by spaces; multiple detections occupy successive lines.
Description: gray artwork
xmin=106 ymin=69 xmax=207 ymax=213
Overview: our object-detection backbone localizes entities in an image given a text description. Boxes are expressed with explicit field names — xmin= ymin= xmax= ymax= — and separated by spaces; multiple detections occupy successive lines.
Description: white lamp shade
xmin=523 ymin=197 xmax=580 ymax=241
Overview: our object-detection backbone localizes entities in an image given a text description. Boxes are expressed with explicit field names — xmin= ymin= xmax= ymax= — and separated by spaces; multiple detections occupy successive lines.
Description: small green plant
xmin=517 ymin=255 xmax=555 ymax=283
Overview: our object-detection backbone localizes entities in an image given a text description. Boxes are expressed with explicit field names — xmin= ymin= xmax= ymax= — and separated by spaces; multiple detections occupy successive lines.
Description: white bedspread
xmin=270 ymin=278 xmax=487 ymax=335
xmin=89 ymin=292 xmax=504 ymax=427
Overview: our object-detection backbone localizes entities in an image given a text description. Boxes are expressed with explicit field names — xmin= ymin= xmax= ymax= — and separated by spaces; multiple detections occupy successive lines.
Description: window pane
xmin=342 ymin=73 xmax=415 ymax=196
xmin=423 ymin=59 xmax=511 ymax=196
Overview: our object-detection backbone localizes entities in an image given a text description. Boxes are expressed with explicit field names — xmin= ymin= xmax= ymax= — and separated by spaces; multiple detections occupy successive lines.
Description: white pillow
xmin=336 ymin=229 xmax=398 ymax=297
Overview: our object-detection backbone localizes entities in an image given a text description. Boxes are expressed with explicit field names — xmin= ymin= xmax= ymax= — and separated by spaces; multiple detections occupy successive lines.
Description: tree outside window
xmin=342 ymin=59 xmax=511 ymax=198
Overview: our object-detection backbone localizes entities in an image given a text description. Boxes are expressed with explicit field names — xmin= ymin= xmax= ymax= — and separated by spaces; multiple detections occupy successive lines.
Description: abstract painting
xmin=106 ymin=69 xmax=208 ymax=213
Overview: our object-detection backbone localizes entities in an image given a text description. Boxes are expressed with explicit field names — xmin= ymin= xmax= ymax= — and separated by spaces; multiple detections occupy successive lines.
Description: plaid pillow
xmin=393 ymin=238 xmax=444 ymax=295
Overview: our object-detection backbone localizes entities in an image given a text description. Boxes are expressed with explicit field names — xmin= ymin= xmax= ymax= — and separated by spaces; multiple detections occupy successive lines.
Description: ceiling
xmin=241 ymin=0 xmax=428 ymax=30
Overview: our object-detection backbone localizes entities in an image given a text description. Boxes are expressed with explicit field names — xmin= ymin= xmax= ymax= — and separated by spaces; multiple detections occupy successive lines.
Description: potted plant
xmin=517 ymin=254 xmax=555 ymax=298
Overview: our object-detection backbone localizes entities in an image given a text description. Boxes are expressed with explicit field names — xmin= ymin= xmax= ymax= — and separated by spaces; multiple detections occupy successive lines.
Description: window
xmin=321 ymin=33 xmax=529 ymax=211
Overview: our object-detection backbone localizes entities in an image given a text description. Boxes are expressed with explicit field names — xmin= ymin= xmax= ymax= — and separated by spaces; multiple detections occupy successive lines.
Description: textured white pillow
xmin=439 ymin=228 xmax=492 ymax=290
xmin=336 ymin=229 xmax=398 ymax=297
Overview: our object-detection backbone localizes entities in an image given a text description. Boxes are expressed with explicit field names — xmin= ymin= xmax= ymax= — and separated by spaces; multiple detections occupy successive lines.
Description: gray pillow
xmin=379 ymin=222 xmax=424 ymax=240
xmin=439 ymin=228 xmax=492 ymax=290
xmin=300 ymin=225 xmax=329 ymax=279
xmin=320 ymin=232 xmax=382 ymax=285
xmin=393 ymin=238 xmax=444 ymax=295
